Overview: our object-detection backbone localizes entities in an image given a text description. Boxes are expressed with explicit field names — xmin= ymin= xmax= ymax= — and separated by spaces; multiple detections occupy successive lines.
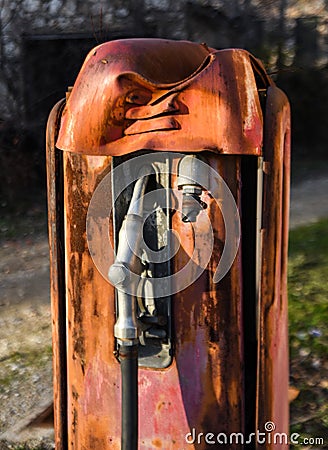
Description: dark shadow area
xmin=0 ymin=31 xmax=146 ymax=220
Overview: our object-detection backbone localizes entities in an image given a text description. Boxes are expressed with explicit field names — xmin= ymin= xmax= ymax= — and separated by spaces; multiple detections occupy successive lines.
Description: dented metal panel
xmin=46 ymin=38 xmax=291 ymax=449
xmin=56 ymin=39 xmax=267 ymax=157
xmin=61 ymin=152 xmax=244 ymax=449
xmin=46 ymin=99 xmax=67 ymax=450
xmin=256 ymin=86 xmax=291 ymax=449
xmin=63 ymin=153 xmax=118 ymax=449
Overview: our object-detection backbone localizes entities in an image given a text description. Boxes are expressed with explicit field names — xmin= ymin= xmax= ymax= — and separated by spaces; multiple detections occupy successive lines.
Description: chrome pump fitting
xmin=108 ymin=166 xmax=154 ymax=346
xmin=177 ymin=155 xmax=209 ymax=222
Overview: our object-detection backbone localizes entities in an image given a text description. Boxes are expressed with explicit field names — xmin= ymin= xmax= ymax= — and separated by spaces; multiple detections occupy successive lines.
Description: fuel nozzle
xmin=177 ymin=155 xmax=209 ymax=222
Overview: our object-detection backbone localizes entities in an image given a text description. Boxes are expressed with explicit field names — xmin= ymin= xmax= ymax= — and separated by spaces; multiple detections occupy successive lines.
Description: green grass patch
xmin=288 ymin=218 xmax=328 ymax=448
xmin=0 ymin=346 xmax=52 ymax=394
xmin=289 ymin=219 xmax=328 ymax=359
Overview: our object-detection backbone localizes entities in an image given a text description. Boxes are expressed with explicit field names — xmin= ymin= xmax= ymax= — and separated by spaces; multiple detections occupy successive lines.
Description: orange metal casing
xmin=257 ymin=85 xmax=291 ymax=449
xmin=56 ymin=39 xmax=268 ymax=157
xmin=46 ymin=38 xmax=290 ymax=449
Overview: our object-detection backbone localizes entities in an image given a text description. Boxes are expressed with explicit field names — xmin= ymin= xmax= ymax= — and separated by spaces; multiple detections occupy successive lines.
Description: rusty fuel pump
xmin=47 ymin=39 xmax=290 ymax=449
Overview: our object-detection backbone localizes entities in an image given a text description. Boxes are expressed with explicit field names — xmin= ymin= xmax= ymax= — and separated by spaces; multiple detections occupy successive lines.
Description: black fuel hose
xmin=119 ymin=344 xmax=138 ymax=450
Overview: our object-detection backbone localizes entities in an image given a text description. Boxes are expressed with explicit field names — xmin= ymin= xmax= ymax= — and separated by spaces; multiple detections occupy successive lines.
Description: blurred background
xmin=0 ymin=1 xmax=327 ymax=449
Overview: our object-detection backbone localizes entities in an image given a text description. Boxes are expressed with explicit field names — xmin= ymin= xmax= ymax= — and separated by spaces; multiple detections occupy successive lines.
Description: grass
xmin=288 ymin=218 xmax=328 ymax=448
xmin=0 ymin=347 xmax=53 ymax=395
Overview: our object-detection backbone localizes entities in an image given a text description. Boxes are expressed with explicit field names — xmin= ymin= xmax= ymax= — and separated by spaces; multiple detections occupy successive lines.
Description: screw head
xmin=108 ymin=263 xmax=129 ymax=286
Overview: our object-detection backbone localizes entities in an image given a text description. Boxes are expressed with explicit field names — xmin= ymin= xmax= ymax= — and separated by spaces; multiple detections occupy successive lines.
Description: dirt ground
xmin=0 ymin=233 xmax=54 ymax=448
xmin=0 ymin=173 xmax=327 ymax=448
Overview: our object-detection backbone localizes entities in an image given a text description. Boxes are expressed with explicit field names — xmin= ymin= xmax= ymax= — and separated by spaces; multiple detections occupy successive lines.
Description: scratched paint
xmin=56 ymin=40 xmax=265 ymax=157
xmin=46 ymin=38 xmax=290 ymax=450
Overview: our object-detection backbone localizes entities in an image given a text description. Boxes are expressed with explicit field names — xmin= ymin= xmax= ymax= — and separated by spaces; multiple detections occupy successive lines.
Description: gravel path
xmin=0 ymin=236 xmax=53 ymax=448
xmin=290 ymin=176 xmax=328 ymax=229
xmin=0 ymin=175 xmax=327 ymax=448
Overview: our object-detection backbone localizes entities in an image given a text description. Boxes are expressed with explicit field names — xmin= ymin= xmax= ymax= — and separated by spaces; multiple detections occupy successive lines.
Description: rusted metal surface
xmin=46 ymin=98 xmax=67 ymax=450
xmin=56 ymin=39 xmax=269 ymax=157
xmin=46 ymin=38 xmax=291 ymax=449
xmin=60 ymin=152 xmax=245 ymax=449
xmin=63 ymin=153 xmax=118 ymax=449
xmin=169 ymin=154 xmax=245 ymax=447
xmin=256 ymin=86 xmax=291 ymax=449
